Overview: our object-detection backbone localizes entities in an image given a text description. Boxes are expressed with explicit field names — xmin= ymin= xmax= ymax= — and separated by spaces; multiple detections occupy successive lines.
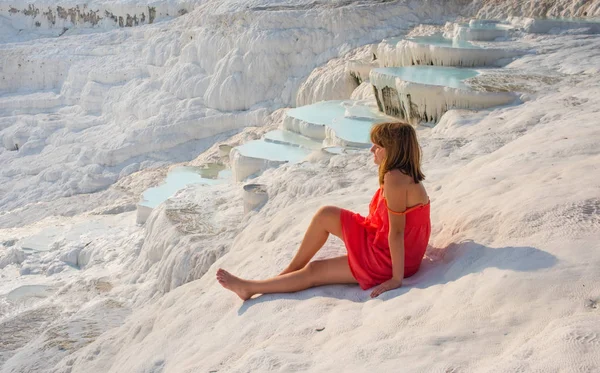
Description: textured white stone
xmin=370 ymin=68 xmax=518 ymax=124
xmin=377 ymin=38 xmax=521 ymax=68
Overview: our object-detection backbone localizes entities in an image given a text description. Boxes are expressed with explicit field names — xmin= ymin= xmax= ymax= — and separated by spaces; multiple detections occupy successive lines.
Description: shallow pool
xmin=140 ymin=165 xmax=230 ymax=208
xmin=286 ymin=100 xmax=347 ymax=126
xmin=235 ymin=140 xmax=313 ymax=162
xmin=373 ymin=66 xmax=479 ymax=89
xmin=466 ymin=20 xmax=512 ymax=30
xmin=322 ymin=146 xmax=363 ymax=155
xmin=329 ymin=107 xmax=390 ymax=145
xmin=263 ymin=130 xmax=322 ymax=150
xmin=545 ymin=17 xmax=600 ymax=23
xmin=470 ymin=24 xmax=511 ymax=30
xmin=405 ymin=35 xmax=480 ymax=49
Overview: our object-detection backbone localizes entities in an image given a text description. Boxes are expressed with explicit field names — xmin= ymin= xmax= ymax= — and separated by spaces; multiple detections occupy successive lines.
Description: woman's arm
xmin=370 ymin=171 xmax=408 ymax=298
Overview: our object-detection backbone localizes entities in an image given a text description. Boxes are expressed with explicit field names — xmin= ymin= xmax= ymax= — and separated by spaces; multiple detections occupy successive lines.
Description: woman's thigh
xmin=306 ymin=256 xmax=357 ymax=287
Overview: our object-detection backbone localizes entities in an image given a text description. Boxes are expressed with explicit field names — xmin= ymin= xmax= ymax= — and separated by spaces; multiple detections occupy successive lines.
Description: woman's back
xmin=383 ymin=169 xmax=429 ymax=209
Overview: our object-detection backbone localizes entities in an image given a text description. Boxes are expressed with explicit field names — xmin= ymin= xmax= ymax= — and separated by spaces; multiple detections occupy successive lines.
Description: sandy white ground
xmin=1 ymin=0 xmax=600 ymax=372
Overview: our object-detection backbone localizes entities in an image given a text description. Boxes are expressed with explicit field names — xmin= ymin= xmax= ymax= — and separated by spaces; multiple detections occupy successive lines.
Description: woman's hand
xmin=370 ymin=278 xmax=402 ymax=298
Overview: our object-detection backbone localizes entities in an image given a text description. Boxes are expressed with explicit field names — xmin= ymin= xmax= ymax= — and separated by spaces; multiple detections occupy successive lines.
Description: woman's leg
xmin=217 ymin=256 xmax=356 ymax=301
xmin=279 ymin=206 xmax=344 ymax=275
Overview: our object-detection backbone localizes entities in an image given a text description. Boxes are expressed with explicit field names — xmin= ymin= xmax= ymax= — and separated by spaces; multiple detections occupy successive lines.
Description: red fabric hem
xmin=340 ymin=208 xmax=371 ymax=290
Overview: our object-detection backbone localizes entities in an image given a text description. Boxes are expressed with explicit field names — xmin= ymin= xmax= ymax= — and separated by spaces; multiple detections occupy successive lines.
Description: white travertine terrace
xmin=370 ymin=67 xmax=518 ymax=124
xmin=376 ymin=36 xmax=522 ymax=68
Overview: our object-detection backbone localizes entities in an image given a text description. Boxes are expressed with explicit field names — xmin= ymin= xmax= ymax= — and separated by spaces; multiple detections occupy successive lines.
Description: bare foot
xmin=216 ymin=269 xmax=253 ymax=301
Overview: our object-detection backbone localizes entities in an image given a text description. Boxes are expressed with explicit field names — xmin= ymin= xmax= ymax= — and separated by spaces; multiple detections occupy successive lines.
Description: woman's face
xmin=370 ymin=143 xmax=386 ymax=165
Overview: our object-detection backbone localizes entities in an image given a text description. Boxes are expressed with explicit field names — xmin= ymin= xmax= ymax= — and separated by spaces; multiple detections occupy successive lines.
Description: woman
xmin=217 ymin=122 xmax=431 ymax=300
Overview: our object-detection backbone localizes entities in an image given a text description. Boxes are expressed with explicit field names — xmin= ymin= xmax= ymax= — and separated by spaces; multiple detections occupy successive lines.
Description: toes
xmin=216 ymin=269 xmax=229 ymax=280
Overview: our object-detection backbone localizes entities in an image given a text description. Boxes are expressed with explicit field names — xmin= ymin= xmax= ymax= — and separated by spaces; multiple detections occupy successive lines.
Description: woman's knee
xmin=304 ymin=260 xmax=325 ymax=286
xmin=304 ymin=258 xmax=354 ymax=287
xmin=314 ymin=206 xmax=342 ymax=237
xmin=305 ymin=260 xmax=323 ymax=273
xmin=315 ymin=206 xmax=340 ymax=221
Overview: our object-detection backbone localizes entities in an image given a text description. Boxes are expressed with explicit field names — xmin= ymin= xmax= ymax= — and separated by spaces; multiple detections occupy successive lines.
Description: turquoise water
xmin=140 ymin=165 xmax=230 ymax=208
xmin=373 ymin=66 xmax=479 ymax=89
xmin=286 ymin=100 xmax=347 ymax=125
xmin=345 ymin=105 xmax=387 ymax=120
xmin=546 ymin=17 xmax=600 ymax=23
xmin=235 ymin=140 xmax=312 ymax=162
xmin=329 ymin=107 xmax=390 ymax=146
xmin=329 ymin=116 xmax=376 ymax=146
xmin=263 ymin=130 xmax=322 ymax=150
xmin=462 ymin=22 xmax=512 ymax=30
xmin=407 ymin=35 xmax=479 ymax=49
xmin=287 ymin=101 xmax=391 ymax=146
xmin=469 ymin=19 xmax=500 ymax=26
xmin=323 ymin=146 xmax=362 ymax=155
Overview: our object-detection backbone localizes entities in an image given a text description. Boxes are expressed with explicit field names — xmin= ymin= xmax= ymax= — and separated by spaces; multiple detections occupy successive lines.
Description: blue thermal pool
xmin=373 ymin=66 xmax=479 ymax=90
xmin=322 ymin=146 xmax=362 ymax=155
xmin=402 ymin=35 xmax=480 ymax=49
xmin=465 ymin=21 xmax=512 ymax=30
xmin=286 ymin=100 xmax=347 ymax=125
xmin=329 ymin=107 xmax=390 ymax=145
xmin=140 ymin=165 xmax=230 ymax=208
xmin=235 ymin=139 xmax=312 ymax=162
xmin=263 ymin=130 xmax=323 ymax=150
xmin=545 ymin=17 xmax=600 ymax=23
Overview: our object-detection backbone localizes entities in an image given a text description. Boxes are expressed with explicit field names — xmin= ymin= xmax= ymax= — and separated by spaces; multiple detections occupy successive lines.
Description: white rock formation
xmin=0 ymin=0 xmax=192 ymax=31
xmin=376 ymin=37 xmax=522 ymax=68
xmin=448 ymin=22 xmax=513 ymax=41
xmin=295 ymin=58 xmax=359 ymax=107
xmin=370 ymin=68 xmax=518 ymax=124
xmin=282 ymin=114 xmax=328 ymax=140
xmin=518 ymin=17 xmax=600 ymax=34
xmin=230 ymin=140 xmax=311 ymax=182
xmin=468 ymin=0 xmax=600 ymax=19
xmin=350 ymin=81 xmax=377 ymax=102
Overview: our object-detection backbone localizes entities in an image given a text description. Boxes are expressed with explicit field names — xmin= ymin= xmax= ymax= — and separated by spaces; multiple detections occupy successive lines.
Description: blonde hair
xmin=370 ymin=122 xmax=425 ymax=185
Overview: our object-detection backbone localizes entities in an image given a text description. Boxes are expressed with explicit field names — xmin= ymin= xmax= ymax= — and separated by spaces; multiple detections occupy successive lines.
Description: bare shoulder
xmin=384 ymin=169 xmax=413 ymax=186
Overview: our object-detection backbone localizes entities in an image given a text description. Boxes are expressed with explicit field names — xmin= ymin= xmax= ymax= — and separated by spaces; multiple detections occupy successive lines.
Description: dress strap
xmin=385 ymin=199 xmax=430 ymax=216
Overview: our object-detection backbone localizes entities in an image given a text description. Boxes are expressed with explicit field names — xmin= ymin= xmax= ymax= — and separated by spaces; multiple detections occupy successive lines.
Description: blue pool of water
xmin=546 ymin=17 xmax=600 ymax=23
xmin=329 ymin=117 xmax=376 ymax=146
xmin=286 ymin=100 xmax=347 ymax=126
xmin=466 ymin=20 xmax=511 ymax=29
xmin=462 ymin=22 xmax=512 ymax=30
xmin=406 ymin=35 xmax=480 ymax=49
xmin=140 ymin=165 xmax=230 ymax=208
xmin=323 ymin=147 xmax=363 ymax=155
xmin=263 ymin=130 xmax=322 ymax=150
xmin=329 ymin=107 xmax=391 ymax=145
xmin=235 ymin=140 xmax=312 ymax=162
xmin=373 ymin=66 xmax=479 ymax=89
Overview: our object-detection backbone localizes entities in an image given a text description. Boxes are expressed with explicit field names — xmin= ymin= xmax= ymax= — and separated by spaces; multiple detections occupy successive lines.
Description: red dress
xmin=340 ymin=188 xmax=431 ymax=290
